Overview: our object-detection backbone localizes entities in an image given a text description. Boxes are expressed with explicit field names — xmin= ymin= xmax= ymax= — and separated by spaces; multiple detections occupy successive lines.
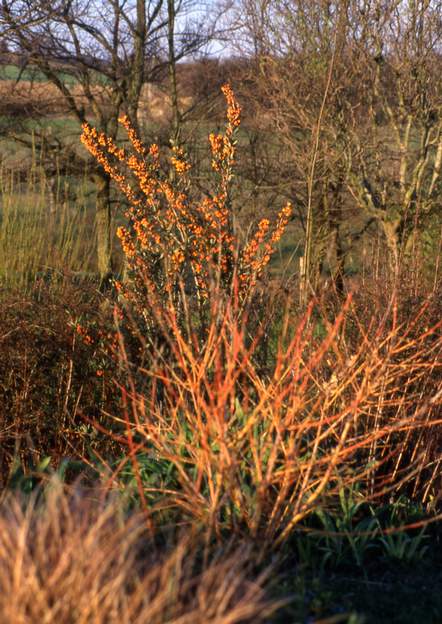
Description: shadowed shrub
xmin=0 ymin=283 xmax=119 ymax=485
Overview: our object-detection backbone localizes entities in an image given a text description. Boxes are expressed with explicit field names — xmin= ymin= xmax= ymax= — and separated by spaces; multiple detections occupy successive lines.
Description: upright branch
xmin=81 ymin=85 xmax=292 ymax=319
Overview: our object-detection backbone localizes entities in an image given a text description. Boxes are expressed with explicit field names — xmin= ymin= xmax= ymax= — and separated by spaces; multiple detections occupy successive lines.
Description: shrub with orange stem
xmin=101 ymin=287 xmax=442 ymax=547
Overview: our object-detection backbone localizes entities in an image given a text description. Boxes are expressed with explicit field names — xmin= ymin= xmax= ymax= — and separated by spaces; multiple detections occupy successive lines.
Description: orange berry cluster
xmin=81 ymin=85 xmax=292 ymax=307
xmin=76 ymin=323 xmax=94 ymax=345
xmin=170 ymin=146 xmax=192 ymax=174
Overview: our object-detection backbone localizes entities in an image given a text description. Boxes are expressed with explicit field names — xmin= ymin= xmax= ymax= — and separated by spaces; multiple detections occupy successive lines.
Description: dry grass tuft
xmin=0 ymin=480 xmax=277 ymax=624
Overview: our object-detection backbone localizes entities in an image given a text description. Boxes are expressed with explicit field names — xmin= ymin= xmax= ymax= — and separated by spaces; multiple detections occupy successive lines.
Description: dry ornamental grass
xmin=0 ymin=481 xmax=278 ymax=624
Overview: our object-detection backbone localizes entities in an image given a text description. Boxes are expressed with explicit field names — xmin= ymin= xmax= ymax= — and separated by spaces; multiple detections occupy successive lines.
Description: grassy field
xmin=0 ymin=62 xmax=110 ymax=86
xmin=0 ymin=63 xmax=77 ymax=84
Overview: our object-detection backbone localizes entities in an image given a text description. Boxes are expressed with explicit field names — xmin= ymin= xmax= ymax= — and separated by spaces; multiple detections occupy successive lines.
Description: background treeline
xmin=0 ymin=0 xmax=440 ymax=296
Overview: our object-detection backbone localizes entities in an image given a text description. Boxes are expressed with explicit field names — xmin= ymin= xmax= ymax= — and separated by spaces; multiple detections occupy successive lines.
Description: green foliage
xmin=6 ymin=455 xmax=94 ymax=496
xmin=7 ymin=455 xmax=52 ymax=494
xmin=294 ymin=487 xmax=432 ymax=573
xmin=378 ymin=527 xmax=428 ymax=564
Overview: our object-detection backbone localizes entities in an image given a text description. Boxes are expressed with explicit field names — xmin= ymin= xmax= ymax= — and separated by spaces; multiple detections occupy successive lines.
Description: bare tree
xmin=0 ymin=0 xmax=216 ymax=284
xmin=230 ymin=0 xmax=357 ymax=298
xmin=345 ymin=0 xmax=442 ymax=278
xmin=230 ymin=0 xmax=442 ymax=295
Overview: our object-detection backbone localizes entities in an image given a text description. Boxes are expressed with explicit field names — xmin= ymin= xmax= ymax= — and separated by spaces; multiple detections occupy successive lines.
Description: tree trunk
xmin=377 ymin=218 xmax=400 ymax=285
xmin=167 ymin=0 xmax=181 ymax=147
xmin=126 ymin=0 xmax=147 ymax=130
xmin=94 ymin=172 xmax=113 ymax=287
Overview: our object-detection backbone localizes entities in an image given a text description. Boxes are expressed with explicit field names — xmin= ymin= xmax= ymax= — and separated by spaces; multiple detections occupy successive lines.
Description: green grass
xmin=0 ymin=63 xmax=77 ymax=85
xmin=0 ymin=63 xmax=109 ymax=86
